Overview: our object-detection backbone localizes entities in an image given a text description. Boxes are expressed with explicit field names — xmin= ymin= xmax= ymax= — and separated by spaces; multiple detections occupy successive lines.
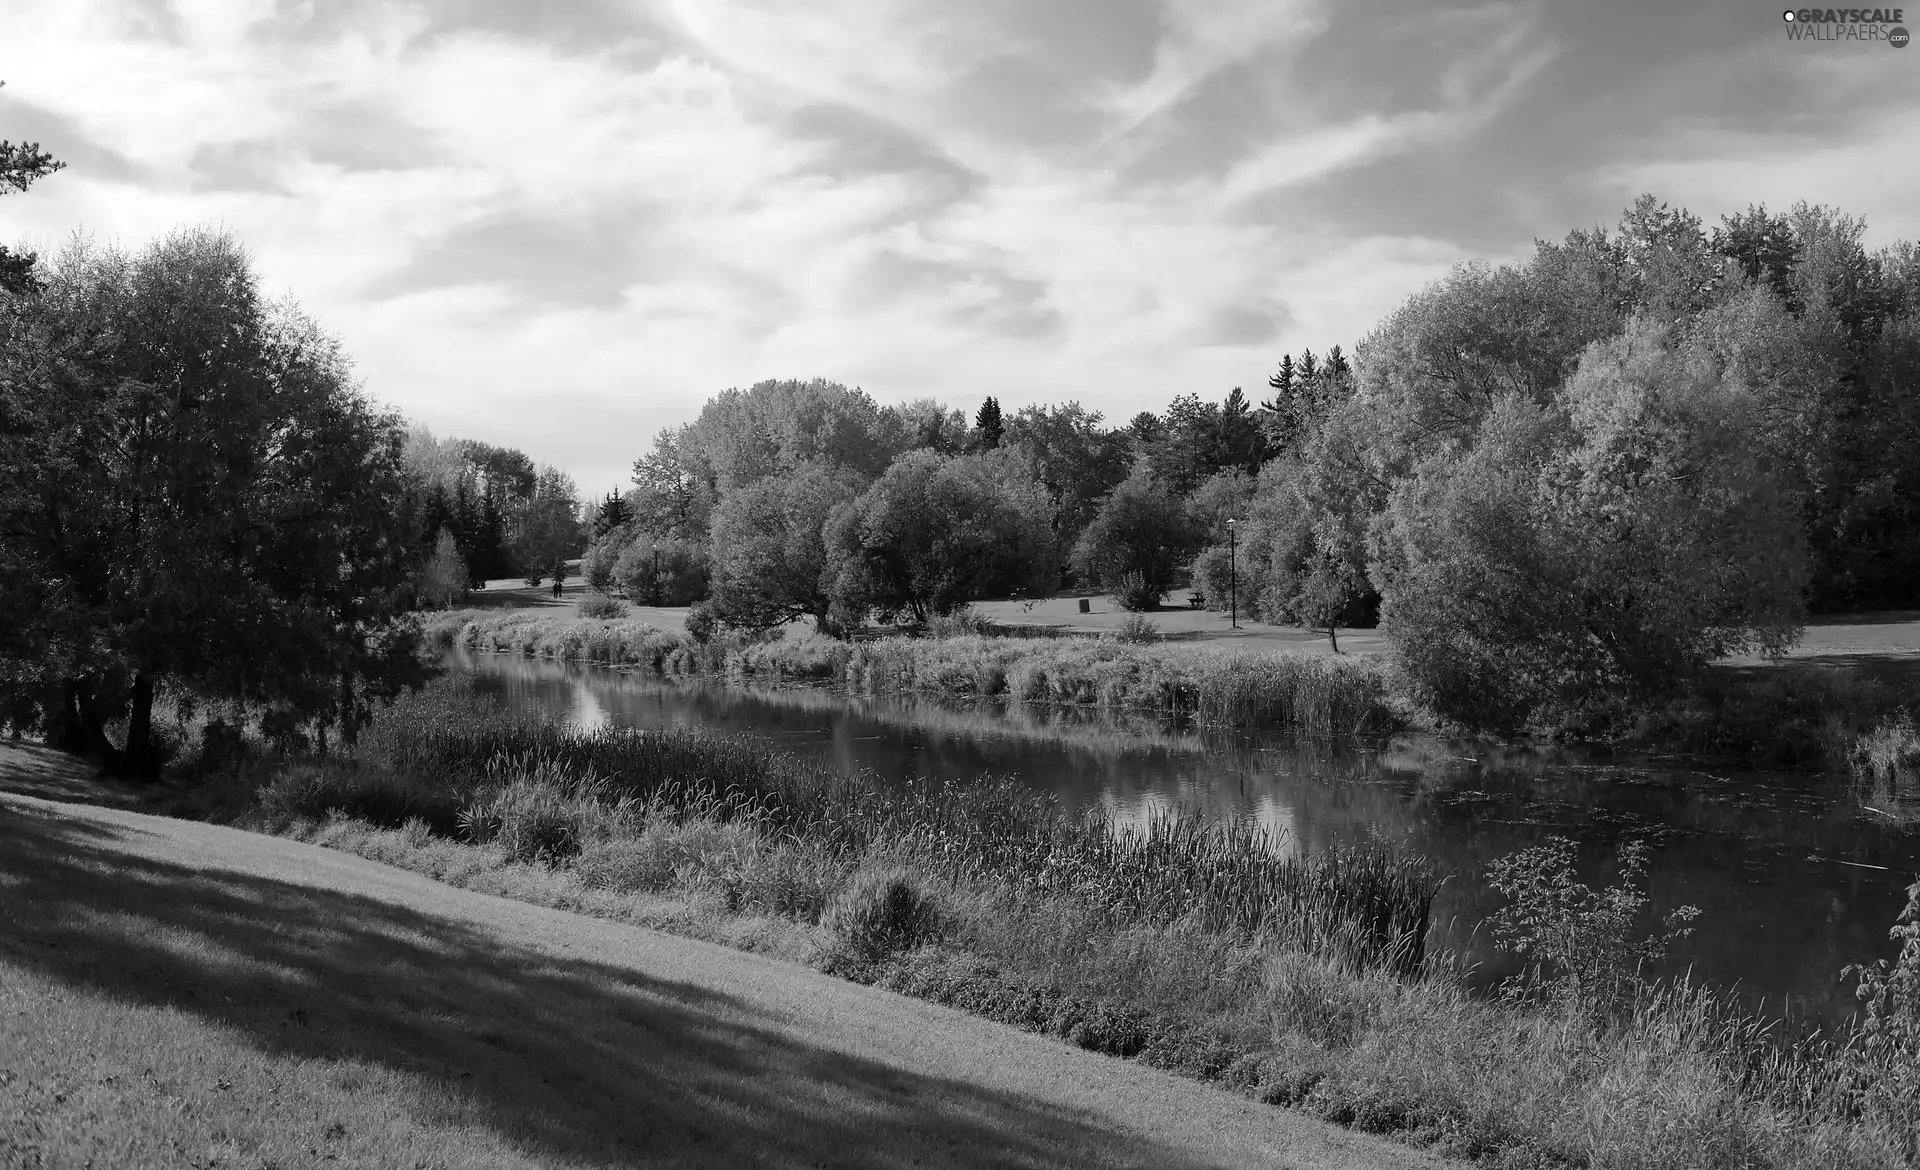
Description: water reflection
xmin=449 ymin=648 xmax=1917 ymax=1025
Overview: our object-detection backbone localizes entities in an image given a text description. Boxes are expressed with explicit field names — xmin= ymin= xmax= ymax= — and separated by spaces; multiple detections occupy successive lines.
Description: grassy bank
xmin=423 ymin=608 xmax=1920 ymax=778
xmin=150 ymin=677 xmax=1920 ymax=1169
xmin=424 ymin=609 xmax=1405 ymax=736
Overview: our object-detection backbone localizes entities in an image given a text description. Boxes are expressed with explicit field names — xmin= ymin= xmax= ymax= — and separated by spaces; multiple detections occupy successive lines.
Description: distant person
xmin=552 ymin=577 xmax=563 ymax=600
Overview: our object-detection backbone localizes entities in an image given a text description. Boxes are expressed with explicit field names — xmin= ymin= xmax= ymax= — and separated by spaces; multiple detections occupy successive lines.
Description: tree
xmin=1071 ymin=462 xmax=1198 ymax=611
xmin=1002 ymin=402 xmax=1130 ymax=581
xmin=510 ymin=466 xmax=583 ymax=586
xmin=1372 ymin=321 xmax=1808 ymax=732
xmin=823 ymin=448 xmax=1055 ymax=625
xmin=594 ymin=490 xmax=631 ymax=539
xmin=706 ymin=462 xmax=866 ymax=632
xmin=0 ymin=229 xmax=430 ymax=774
xmin=613 ymin=534 xmax=707 ymax=606
xmin=974 ymin=396 xmax=1004 ymax=450
xmin=420 ymin=528 xmax=468 ymax=609
xmin=0 ymin=80 xmax=63 ymax=295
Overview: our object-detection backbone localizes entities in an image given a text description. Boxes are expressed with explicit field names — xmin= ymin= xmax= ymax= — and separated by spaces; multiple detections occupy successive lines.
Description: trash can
xmin=1078 ymin=598 xmax=1090 ymax=614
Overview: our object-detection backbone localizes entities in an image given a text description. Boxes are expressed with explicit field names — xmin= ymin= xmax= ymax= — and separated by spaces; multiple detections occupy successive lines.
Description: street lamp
xmin=1226 ymin=518 xmax=1239 ymax=630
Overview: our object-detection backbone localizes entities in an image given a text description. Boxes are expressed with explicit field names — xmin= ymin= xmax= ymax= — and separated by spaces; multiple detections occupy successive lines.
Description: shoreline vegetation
xmin=138 ymin=675 xmax=1919 ymax=1170
xmin=420 ymin=606 xmax=1918 ymax=779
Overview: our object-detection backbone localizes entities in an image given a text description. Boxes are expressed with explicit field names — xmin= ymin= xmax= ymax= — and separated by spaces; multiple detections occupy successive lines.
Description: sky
xmin=3 ymin=0 xmax=1918 ymax=493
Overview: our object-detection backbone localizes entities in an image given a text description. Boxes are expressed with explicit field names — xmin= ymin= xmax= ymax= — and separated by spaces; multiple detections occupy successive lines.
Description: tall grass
xmin=847 ymin=636 xmax=1400 ymax=735
xmin=211 ymin=679 xmax=1920 ymax=1167
xmin=422 ymin=609 xmax=1401 ymax=738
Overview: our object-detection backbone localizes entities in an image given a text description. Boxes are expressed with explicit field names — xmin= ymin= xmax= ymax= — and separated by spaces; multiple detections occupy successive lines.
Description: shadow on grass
xmin=0 ymin=802 xmax=1227 ymax=1169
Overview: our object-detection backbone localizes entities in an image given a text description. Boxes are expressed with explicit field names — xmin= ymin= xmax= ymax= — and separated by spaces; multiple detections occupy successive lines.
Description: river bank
xmin=38 ymin=674 xmax=1914 ymax=1170
xmin=420 ymin=606 xmax=1920 ymax=779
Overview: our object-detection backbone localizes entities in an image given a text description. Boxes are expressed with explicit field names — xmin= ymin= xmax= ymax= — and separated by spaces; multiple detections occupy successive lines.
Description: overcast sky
xmin=4 ymin=0 xmax=1917 ymax=492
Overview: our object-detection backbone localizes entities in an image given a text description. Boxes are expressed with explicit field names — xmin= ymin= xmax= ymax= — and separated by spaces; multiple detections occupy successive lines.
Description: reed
xmin=217 ymin=678 xmax=1920 ymax=1168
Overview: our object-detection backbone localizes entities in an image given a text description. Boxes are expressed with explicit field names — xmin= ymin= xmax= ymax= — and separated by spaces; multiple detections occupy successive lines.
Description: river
xmin=448 ymin=647 xmax=1917 ymax=1026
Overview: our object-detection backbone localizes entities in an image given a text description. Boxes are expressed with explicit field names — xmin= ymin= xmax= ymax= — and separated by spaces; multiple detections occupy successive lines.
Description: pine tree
xmin=1262 ymin=354 xmax=1295 ymax=413
xmin=975 ymin=397 xmax=1004 ymax=450
xmin=595 ymin=490 xmax=631 ymax=538
xmin=478 ymin=490 xmax=509 ymax=583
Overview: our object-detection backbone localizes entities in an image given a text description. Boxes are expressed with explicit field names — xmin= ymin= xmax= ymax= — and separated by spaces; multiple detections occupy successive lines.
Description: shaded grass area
xmin=0 ymin=800 xmax=1234 ymax=1170
xmin=129 ymin=679 xmax=1920 ymax=1168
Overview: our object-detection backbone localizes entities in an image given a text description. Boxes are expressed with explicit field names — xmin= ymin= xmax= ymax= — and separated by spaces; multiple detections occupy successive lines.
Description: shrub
xmin=685 ymin=602 xmax=718 ymax=643
xmin=1485 ymin=836 xmax=1700 ymax=1009
xmin=1848 ymin=711 xmax=1920 ymax=804
xmin=1113 ymin=613 xmax=1161 ymax=644
xmin=1112 ymin=569 xmax=1161 ymax=613
xmin=825 ymin=868 xmax=943 ymax=961
xmin=577 ymin=592 xmax=630 ymax=619
xmin=926 ymin=606 xmax=991 ymax=638
xmin=1838 ymin=879 xmax=1920 ymax=1157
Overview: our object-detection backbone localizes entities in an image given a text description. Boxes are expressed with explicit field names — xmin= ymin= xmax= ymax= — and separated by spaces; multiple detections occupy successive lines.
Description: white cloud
xmin=1 ymin=0 xmax=1909 ymax=494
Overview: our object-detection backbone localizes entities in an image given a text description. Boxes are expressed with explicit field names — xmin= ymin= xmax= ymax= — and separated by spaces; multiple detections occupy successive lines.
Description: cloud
xmin=2 ymin=0 xmax=1913 ymax=495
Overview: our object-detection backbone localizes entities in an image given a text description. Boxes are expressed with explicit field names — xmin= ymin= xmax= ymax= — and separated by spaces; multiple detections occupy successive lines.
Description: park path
xmin=0 ymin=775 xmax=1448 ymax=1170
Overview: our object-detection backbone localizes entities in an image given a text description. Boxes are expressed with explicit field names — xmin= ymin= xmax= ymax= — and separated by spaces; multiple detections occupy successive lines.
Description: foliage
xmin=972 ymin=396 xmax=1002 ymax=450
xmin=593 ymin=528 xmax=706 ymax=606
xmin=823 ymin=447 xmax=1055 ymax=625
xmin=576 ymin=592 xmax=629 ymax=620
xmin=1113 ymin=613 xmax=1161 ymax=644
xmin=0 ymin=230 xmax=430 ymax=775
xmin=1071 ymin=462 xmax=1197 ymax=612
xmin=1838 ymin=880 xmax=1920 ymax=1155
xmin=707 ymin=461 xmax=864 ymax=632
xmin=510 ymin=465 xmax=585 ymax=585
xmin=1486 ymin=836 xmax=1700 ymax=1008
xmin=825 ymin=869 xmax=945 ymax=961
xmin=1373 ymin=323 xmax=1808 ymax=733
xmin=419 ymin=528 xmax=468 ymax=610
xmin=1002 ymin=402 xmax=1132 ymax=580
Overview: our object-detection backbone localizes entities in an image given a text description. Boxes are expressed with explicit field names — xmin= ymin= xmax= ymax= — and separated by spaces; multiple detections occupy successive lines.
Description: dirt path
xmin=0 ymin=782 xmax=1446 ymax=1170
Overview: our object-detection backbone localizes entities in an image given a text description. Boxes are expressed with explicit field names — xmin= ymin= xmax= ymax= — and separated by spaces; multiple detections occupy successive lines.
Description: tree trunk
xmin=1327 ymin=625 xmax=1340 ymax=654
xmin=42 ymin=680 xmax=89 ymax=753
xmin=74 ymin=681 xmax=127 ymax=775
xmin=126 ymin=672 xmax=155 ymax=775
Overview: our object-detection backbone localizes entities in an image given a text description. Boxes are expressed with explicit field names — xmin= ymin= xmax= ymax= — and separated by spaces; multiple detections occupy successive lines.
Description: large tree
xmin=706 ymin=462 xmax=867 ymax=632
xmin=0 ymin=230 xmax=429 ymax=772
xmin=1002 ymin=402 xmax=1130 ymax=581
xmin=823 ymin=448 xmax=1055 ymax=625
xmin=1071 ymin=462 xmax=1199 ymax=611
xmin=1372 ymin=321 xmax=1808 ymax=732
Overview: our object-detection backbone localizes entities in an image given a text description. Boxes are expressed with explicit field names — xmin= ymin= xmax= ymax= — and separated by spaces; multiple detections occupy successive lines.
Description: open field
xmin=0 ymin=784 xmax=1443 ymax=1170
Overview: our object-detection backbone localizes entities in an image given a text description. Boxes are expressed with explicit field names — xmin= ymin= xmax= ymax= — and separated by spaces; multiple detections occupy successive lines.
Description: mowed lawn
xmin=0 ymin=791 xmax=1440 ymax=1170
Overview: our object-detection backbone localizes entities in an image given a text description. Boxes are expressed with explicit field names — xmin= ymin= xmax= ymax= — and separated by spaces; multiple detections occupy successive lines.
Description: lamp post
xmin=1226 ymin=518 xmax=1238 ymax=630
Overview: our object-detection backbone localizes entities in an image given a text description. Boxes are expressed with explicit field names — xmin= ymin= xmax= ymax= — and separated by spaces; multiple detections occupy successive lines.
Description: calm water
xmin=449 ymin=647 xmax=1918 ymax=1025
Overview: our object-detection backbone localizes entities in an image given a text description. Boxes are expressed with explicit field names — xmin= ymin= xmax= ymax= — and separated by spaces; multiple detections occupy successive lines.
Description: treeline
xmin=595 ymin=194 xmax=1920 ymax=733
xmin=400 ymin=428 xmax=586 ymax=606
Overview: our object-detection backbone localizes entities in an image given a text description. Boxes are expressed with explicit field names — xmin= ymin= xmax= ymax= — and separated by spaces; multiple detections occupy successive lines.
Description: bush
xmin=1112 ymin=569 xmax=1161 ymax=613
xmin=684 ymin=602 xmax=718 ymax=644
xmin=1848 ymin=711 xmax=1920 ymax=802
xmin=1113 ymin=613 xmax=1161 ymax=644
xmin=825 ymin=868 xmax=944 ymax=961
xmin=1486 ymin=836 xmax=1699 ymax=1009
xmin=925 ymin=606 xmax=991 ymax=638
xmin=577 ymin=592 xmax=629 ymax=620
xmin=1839 ymin=879 xmax=1920 ymax=1157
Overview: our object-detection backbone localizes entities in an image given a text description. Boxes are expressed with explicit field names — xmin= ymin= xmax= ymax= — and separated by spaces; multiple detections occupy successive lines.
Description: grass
xmin=422 ymin=607 xmax=1403 ymax=737
xmin=425 ymin=606 xmax=1920 ymax=774
xmin=125 ymin=677 xmax=1920 ymax=1168
xmin=1847 ymin=711 xmax=1920 ymax=823
xmin=3 ymin=799 xmax=1234 ymax=1170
